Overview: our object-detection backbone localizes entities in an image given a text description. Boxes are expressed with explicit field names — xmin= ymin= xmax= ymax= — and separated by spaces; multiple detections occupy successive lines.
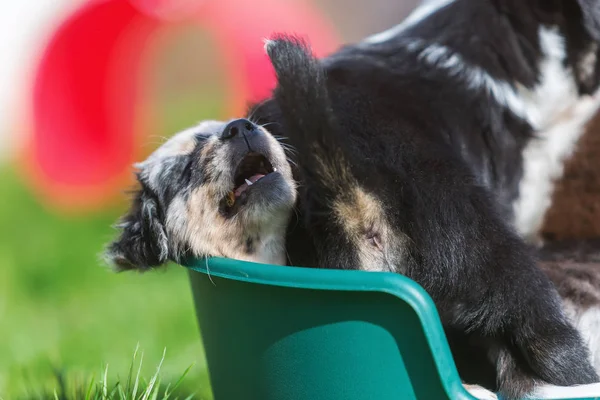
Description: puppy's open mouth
xmin=220 ymin=152 xmax=276 ymax=214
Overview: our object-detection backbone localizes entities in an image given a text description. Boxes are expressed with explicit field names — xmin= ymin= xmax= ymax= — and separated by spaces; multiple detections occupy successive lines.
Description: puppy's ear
xmin=578 ymin=0 xmax=600 ymax=41
xmin=104 ymin=187 xmax=169 ymax=272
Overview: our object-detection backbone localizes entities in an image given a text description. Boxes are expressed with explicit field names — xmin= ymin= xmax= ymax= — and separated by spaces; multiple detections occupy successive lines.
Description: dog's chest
xmin=512 ymin=29 xmax=600 ymax=243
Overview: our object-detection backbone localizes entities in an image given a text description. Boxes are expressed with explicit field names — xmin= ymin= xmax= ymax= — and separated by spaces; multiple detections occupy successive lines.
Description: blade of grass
xmin=149 ymin=377 xmax=161 ymax=400
xmin=108 ymin=382 xmax=121 ymax=399
xmin=162 ymin=383 xmax=172 ymax=400
xmin=126 ymin=344 xmax=140 ymax=397
xmin=118 ymin=382 xmax=127 ymax=400
xmin=167 ymin=363 xmax=195 ymax=396
xmin=131 ymin=351 xmax=144 ymax=400
xmin=102 ymin=364 xmax=109 ymax=399
xmin=141 ymin=349 xmax=166 ymax=400
xmin=85 ymin=373 xmax=96 ymax=400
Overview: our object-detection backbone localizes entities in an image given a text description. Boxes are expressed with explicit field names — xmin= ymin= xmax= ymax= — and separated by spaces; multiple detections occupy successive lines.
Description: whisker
xmin=205 ymin=257 xmax=216 ymax=287
xmin=147 ymin=135 xmax=172 ymax=142
xmin=142 ymin=142 xmax=169 ymax=148
xmin=282 ymin=149 xmax=299 ymax=158
xmin=261 ymin=122 xmax=281 ymax=129
xmin=281 ymin=144 xmax=298 ymax=154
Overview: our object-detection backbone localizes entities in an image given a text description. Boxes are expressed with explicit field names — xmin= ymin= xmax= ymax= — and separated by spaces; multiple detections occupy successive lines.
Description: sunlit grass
xmin=0 ymin=168 xmax=211 ymax=398
xmin=14 ymin=346 xmax=200 ymax=400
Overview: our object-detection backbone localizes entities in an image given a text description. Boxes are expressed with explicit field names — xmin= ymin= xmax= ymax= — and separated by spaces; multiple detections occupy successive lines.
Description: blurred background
xmin=0 ymin=0 xmax=421 ymax=398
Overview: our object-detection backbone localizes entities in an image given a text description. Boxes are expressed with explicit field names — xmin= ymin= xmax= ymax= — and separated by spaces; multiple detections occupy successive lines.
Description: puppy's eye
xmin=194 ymin=133 xmax=209 ymax=143
xmin=181 ymin=159 xmax=194 ymax=182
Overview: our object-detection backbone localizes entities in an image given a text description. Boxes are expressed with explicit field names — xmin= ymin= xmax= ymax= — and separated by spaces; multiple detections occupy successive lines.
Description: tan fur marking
xmin=334 ymin=188 xmax=383 ymax=240
xmin=334 ymin=186 xmax=408 ymax=272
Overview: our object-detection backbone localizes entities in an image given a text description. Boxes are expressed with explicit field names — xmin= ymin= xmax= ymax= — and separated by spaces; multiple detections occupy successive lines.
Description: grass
xmin=0 ymin=101 xmax=227 ymax=398
xmin=0 ymin=166 xmax=213 ymax=399
xmin=16 ymin=346 xmax=196 ymax=400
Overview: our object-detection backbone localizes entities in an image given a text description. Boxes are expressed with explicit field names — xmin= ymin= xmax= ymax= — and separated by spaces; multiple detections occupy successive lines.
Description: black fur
xmin=578 ymin=0 xmax=600 ymax=41
xmin=255 ymin=27 xmax=599 ymax=399
xmin=105 ymin=180 xmax=169 ymax=271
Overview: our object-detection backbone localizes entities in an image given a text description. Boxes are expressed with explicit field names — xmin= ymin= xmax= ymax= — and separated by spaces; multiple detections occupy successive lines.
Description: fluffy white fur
xmin=564 ymin=301 xmax=600 ymax=375
xmin=513 ymin=28 xmax=600 ymax=244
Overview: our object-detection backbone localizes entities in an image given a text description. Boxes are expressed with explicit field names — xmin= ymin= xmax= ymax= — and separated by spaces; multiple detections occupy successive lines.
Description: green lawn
xmin=0 ymin=166 xmax=212 ymax=399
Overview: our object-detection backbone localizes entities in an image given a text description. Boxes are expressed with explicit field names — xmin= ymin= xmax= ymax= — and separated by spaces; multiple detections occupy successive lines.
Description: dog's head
xmin=105 ymin=119 xmax=296 ymax=271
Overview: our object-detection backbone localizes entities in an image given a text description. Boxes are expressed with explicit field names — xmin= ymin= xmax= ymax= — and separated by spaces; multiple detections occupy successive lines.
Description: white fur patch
xmin=512 ymin=27 xmax=600 ymax=243
xmin=403 ymin=40 xmax=530 ymax=120
xmin=463 ymin=385 xmax=498 ymax=400
xmin=263 ymin=38 xmax=275 ymax=54
xmin=564 ymin=301 xmax=600 ymax=375
xmin=579 ymin=43 xmax=599 ymax=82
xmin=363 ymin=0 xmax=456 ymax=44
xmin=529 ymin=382 xmax=600 ymax=399
xmin=578 ymin=307 xmax=600 ymax=374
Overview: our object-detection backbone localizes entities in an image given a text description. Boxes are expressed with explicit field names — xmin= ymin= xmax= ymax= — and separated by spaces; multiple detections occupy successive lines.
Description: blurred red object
xmin=25 ymin=0 xmax=339 ymax=212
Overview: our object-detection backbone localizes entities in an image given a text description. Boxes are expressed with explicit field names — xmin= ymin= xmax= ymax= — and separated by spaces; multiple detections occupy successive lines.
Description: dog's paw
xmin=463 ymin=384 xmax=498 ymax=400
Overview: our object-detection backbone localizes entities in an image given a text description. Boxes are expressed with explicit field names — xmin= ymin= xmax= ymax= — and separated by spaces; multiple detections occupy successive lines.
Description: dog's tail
xmin=264 ymin=35 xmax=355 ymax=202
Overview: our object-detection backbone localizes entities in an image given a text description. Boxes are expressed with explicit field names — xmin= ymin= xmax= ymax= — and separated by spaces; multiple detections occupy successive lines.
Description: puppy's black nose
xmin=221 ymin=118 xmax=256 ymax=140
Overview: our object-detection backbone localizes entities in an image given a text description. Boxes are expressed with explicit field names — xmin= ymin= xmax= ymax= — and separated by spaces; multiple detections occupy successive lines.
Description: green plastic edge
xmin=184 ymin=256 xmax=476 ymax=400
xmin=183 ymin=257 xmax=600 ymax=400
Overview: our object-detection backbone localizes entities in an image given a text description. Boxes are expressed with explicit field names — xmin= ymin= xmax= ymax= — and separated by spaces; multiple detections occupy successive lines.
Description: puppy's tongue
xmin=234 ymin=174 xmax=266 ymax=197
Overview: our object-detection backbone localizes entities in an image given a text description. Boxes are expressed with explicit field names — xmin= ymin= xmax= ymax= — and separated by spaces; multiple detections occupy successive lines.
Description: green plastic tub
xmin=184 ymin=257 xmax=600 ymax=400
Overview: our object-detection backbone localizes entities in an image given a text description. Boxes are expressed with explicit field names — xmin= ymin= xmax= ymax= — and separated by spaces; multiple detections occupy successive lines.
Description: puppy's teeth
xmin=273 ymin=168 xmax=277 ymax=172
xmin=245 ymin=179 xmax=253 ymax=186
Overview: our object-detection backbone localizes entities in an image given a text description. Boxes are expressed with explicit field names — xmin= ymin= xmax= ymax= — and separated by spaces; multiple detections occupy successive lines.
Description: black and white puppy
xmin=105 ymin=0 xmax=600 ymax=398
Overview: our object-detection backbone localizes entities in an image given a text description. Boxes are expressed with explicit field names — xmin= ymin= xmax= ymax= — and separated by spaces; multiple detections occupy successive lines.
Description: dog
xmin=105 ymin=0 xmax=600 ymax=398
